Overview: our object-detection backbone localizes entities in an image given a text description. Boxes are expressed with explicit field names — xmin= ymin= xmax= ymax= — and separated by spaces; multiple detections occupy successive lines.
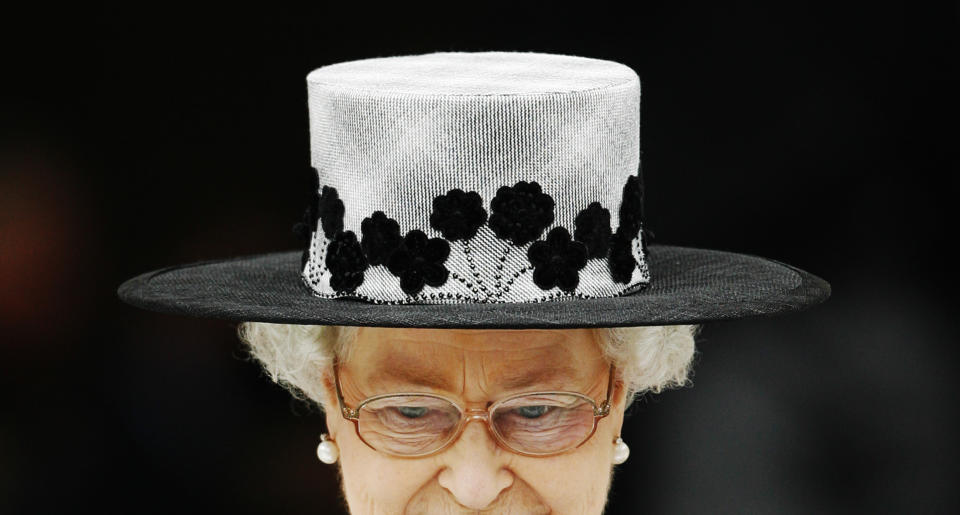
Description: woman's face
xmin=322 ymin=327 xmax=627 ymax=515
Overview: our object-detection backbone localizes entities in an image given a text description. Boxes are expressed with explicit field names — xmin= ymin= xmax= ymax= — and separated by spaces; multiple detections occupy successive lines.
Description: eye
xmin=397 ymin=406 xmax=429 ymax=418
xmin=513 ymin=405 xmax=550 ymax=419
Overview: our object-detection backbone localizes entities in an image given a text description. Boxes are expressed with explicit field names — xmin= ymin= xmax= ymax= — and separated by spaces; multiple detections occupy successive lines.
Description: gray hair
xmin=236 ymin=323 xmax=700 ymax=408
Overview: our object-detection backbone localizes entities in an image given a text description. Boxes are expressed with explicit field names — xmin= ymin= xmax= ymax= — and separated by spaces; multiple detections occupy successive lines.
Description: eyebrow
xmin=371 ymin=353 xmax=456 ymax=390
xmin=498 ymin=364 xmax=580 ymax=390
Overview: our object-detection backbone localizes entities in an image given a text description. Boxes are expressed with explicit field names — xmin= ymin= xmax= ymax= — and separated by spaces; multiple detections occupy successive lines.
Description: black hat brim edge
xmin=116 ymin=245 xmax=830 ymax=329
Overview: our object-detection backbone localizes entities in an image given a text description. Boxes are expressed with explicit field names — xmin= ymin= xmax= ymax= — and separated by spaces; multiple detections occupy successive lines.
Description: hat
xmin=116 ymin=51 xmax=830 ymax=328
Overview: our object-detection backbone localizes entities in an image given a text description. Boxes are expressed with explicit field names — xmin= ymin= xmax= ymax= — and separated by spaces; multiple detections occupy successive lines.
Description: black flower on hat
xmin=325 ymin=230 xmax=367 ymax=293
xmin=488 ymin=181 xmax=555 ymax=246
xmin=318 ymin=186 xmax=345 ymax=238
xmin=387 ymin=230 xmax=451 ymax=295
xmin=292 ymin=171 xmax=322 ymax=270
xmin=573 ymin=202 xmax=612 ymax=259
xmin=293 ymin=208 xmax=317 ymax=271
xmin=528 ymin=227 xmax=589 ymax=292
xmin=640 ymin=226 xmax=653 ymax=258
xmin=361 ymin=211 xmax=403 ymax=266
xmin=292 ymin=205 xmax=317 ymax=243
xmin=618 ymin=175 xmax=644 ymax=239
xmin=608 ymin=227 xmax=636 ymax=284
xmin=430 ymin=189 xmax=488 ymax=241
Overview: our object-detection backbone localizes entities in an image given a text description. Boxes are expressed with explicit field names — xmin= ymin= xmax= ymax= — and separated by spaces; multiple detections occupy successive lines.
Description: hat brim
xmin=116 ymin=245 xmax=830 ymax=328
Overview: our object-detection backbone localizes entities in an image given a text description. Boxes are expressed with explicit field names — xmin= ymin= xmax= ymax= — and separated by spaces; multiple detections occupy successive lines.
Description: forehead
xmin=353 ymin=327 xmax=600 ymax=359
xmin=346 ymin=328 xmax=606 ymax=389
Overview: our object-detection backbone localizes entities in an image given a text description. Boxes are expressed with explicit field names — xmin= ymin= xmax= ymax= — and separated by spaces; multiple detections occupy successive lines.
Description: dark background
xmin=2 ymin=2 xmax=957 ymax=514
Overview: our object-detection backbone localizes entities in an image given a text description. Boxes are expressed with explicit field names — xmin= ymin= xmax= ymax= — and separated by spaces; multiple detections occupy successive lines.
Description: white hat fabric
xmin=300 ymin=52 xmax=649 ymax=304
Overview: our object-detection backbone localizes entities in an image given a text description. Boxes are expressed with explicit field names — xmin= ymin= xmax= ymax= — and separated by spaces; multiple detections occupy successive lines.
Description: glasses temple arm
xmin=596 ymin=363 xmax=615 ymax=417
xmin=332 ymin=359 xmax=358 ymax=419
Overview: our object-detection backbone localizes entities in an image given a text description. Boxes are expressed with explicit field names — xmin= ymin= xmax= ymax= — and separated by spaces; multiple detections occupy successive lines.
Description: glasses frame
xmin=332 ymin=359 xmax=616 ymax=458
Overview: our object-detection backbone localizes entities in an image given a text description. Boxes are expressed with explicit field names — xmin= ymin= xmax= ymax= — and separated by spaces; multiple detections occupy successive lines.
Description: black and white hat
xmin=117 ymin=51 xmax=830 ymax=328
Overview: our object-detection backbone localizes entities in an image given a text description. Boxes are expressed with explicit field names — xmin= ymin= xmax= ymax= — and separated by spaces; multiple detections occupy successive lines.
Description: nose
xmin=437 ymin=415 xmax=514 ymax=510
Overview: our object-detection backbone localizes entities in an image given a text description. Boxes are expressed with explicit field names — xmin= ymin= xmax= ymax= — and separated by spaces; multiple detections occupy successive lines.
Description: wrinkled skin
xmin=320 ymin=328 xmax=627 ymax=514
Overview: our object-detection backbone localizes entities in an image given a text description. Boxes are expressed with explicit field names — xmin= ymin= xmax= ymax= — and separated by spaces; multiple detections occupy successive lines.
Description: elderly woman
xmin=118 ymin=51 xmax=828 ymax=514
xmin=238 ymin=323 xmax=697 ymax=513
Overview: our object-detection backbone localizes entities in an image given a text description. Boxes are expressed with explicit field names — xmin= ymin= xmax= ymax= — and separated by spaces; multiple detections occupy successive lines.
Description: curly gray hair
xmin=236 ymin=323 xmax=701 ymax=409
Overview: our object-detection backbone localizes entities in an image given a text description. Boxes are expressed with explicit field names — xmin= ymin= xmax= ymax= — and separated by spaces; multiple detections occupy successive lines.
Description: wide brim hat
xmin=117 ymin=52 xmax=830 ymax=329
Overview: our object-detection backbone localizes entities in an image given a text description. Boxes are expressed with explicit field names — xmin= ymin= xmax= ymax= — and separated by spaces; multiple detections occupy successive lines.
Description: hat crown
xmin=306 ymin=51 xmax=637 ymax=95
xmin=301 ymin=52 xmax=649 ymax=304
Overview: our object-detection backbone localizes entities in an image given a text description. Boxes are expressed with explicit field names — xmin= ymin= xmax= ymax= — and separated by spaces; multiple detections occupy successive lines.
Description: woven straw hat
xmin=117 ymin=51 xmax=829 ymax=328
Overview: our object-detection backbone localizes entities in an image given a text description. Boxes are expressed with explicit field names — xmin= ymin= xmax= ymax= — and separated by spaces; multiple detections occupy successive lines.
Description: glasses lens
xmin=357 ymin=395 xmax=461 ymax=456
xmin=491 ymin=393 xmax=597 ymax=455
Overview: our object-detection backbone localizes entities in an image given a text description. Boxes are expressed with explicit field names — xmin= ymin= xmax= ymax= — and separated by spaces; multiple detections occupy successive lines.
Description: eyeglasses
xmin=333 ymin=361 xmax=615 ymax=458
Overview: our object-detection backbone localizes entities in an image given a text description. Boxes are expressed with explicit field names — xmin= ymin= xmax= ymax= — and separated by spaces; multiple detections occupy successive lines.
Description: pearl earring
xmin=316 ymin=433 xmax=340 ymax=464
xmin=612 ymin=437 xmax=630 ymax=465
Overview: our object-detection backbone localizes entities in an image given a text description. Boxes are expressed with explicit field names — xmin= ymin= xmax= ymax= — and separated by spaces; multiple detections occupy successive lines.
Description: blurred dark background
xmin=2 ymin=2 xmax=957 ymax=514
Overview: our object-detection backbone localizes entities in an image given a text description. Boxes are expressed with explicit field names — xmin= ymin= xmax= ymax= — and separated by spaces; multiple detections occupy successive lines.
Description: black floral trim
xmin=318 ymin=186 xmax=345 ymax=238
xmin=528 ymin=227 xmax=588 ymax=292
xmin=574 ymin=202 xmax=612 ymax=259
xmin=488 ymin=181 xmax=555 ymax=246
xmin=293 ymin=215 xmax=315 ymax=271
xmin=640 ymin=227 xmax=653 ymax=258
xmin=292 ymin=170 xmax=322 ymax=270
xmin=292 ymin=182 xmax=319 ymax=239
xmin=606 ymin=173 xmax=646 ymax=283
xmin=618 ymin=175 xmax=644 ymax=239
xmin=608 ymin=227 xmax=636 ymax=284
xmin=430 ymin=189 xmax=487 ymax=241
xmin=293 ymin=175 xmax=651 ymax=298
xmin=326 ymin=230 xmax=367 ymax=293
xmin=637 ymin=161 xmax=653 ymax=257
xmin=361 ymin=211 xmax=402 ymax=266
xmin=387 ymin=230 xmax=451 ymax=295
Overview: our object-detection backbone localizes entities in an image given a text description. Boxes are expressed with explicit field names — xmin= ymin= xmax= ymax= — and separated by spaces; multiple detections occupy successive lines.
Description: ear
xmin=319 ymin=368 xmax=346 ymax=442
xmin=319 ymin=369 xmax=337 ymax=408
xmin=608 ymin=376 xmax=629 ymax=438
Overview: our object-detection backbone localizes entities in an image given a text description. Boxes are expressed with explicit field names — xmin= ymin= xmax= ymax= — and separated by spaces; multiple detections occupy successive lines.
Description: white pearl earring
xmin=316 ymin=433 xmax=340 ymax=464
xmin=612 ymin=437 xmax=630 ymax=465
